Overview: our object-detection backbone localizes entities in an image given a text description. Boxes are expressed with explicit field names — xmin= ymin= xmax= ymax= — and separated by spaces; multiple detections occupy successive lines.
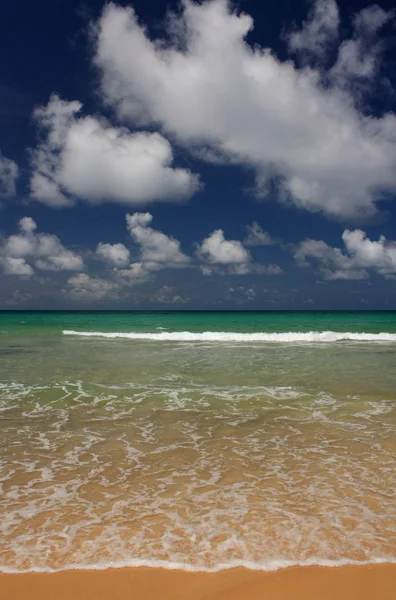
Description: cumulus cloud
xmin=96 ymin=242 xmax=130 ymax=267
xmin=196 ymin=228 xmax=282 ymax=276
xmin=228 ymin=286 xmax=256 ymax=302
xmin=2 ymin=257 xmax=34 ymax=276
xmin=93 ymin=0 xmax=396 ymax=221
xmin=126 ymin=211 xmax=190 ymax=269
xmin=330 ymin=4 xmax=393 ymax=84
xmin=287 ymin=0 xmax=340 ymax=62
xmin=355 ymin=4 xmax=393 ymax=33
xmin=30 ymin=94 xmax=200 ymax=207
xmin=93 ymin=213 xmax=282 ymax=288
xmin=81 ymin=211 xmax=192 ymax=288
xmin=294 ymin=229 xmax=396 ymax=279
xmin=254 ymin=263 xmax=284 ymax=275
xmin=150 ymin=285 xmax=190 ymax=304
xmin=65 ymin=273 xmax=120 ymax=301
xmin=0 ymin=217 xmax=84 ymax=276
xmin=197 ymin=229 xmax=250 ymax=265
xmin=65 ymin=212 xmax=193 ymax=299
xmin=197 ymin=229 xmax=252 ymax=275
xmin=244 ymin=222 xmax=275 ymax=246
xmin=118 ymin=261 xmax=150 ymax=284
xmin=0 ymin=152 xmax=18 ymax=197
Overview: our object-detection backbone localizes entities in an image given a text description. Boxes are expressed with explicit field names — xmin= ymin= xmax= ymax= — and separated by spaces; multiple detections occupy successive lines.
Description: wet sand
xmin=1 ymin=564 xmax=396 ymax=600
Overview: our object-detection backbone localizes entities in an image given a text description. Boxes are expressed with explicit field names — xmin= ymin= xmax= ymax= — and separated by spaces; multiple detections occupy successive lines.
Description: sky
xmin=1 ymin=0 xmax=396 ymax=309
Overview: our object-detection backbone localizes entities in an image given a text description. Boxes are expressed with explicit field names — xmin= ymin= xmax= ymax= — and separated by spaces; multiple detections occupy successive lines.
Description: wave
xmin=1 ymin=557 xmax=396 ymax=575
xmin=62 ymin=330 xmax=396 ymax=343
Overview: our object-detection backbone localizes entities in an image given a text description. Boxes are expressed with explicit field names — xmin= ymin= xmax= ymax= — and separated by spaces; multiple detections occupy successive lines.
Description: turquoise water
xmin=0 ymin=311 xmax=395 ymax=572
xmin=2 ymin=310 xmax=396 ymax=336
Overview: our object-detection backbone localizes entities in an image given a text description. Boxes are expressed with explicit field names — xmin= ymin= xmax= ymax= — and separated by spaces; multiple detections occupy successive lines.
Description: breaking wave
xmin=62 ymin=330 xmax=396 ymax=343
xmin=2 ymin=557 xmax=396 ymax=575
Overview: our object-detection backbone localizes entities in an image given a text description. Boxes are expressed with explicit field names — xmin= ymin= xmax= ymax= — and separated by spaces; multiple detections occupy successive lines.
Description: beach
xmin=2 ymin=564 xmax=396 ymax=600
xmin=2 ymin=0 xmax=396 ymax=591
xmin=0 ymin=311 xmax=395 ymax=588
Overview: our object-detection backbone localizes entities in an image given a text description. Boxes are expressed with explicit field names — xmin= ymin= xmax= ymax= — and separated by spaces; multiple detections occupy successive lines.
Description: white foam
xmin=62 ymin=330 xmax=396 ymax=343
xmin=1 ymin=378 xmax=395 ymax=576
xmin=1 ymin=556 xmax=396 ymax=575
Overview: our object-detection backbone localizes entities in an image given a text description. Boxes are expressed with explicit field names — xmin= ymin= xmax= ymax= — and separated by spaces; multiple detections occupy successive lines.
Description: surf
xmin=62 ymin=330 xmax=396 ymax=342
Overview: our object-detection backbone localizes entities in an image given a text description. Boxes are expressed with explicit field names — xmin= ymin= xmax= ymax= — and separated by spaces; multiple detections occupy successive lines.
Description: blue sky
xmin=1 ymin=0 xmax=396 ymax=309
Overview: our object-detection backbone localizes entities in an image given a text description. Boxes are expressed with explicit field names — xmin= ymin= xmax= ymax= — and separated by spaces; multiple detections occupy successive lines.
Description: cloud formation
xmin=227 ymin=285 xmax=256 ymax=303
xmin=287 ymin=0 xmax=340 ymax=62
xmin=0 ymin=152 xmax=18 ymax=197
xmin=63 ymin=212 xmax=194 ymax=299
xmin=330 ymin=4 xmax=393 ymax=85
xmin=294 ymin=229 xmax=396 ymax=280
xmin=30 ymin=94 xmax=200 ymax=207
xmin=196 ymin=228 xmax=282 ymax=276
xmin=62 ymin=211 xmax=283 ymax=301
xmin=244 ymin=222 xmax=275 ymax=246
xmin=150 ymin=285 xmax=190 ymax=305
xmin=0 ymin=217 xmax=84 ymax=276
xmin=126 ymin=211 xmax=190 ymax=273
xmin=96 ymin=242 xmax=130 ymax=267
xmin=197 ymin=229 xmax=252 ymax=275
xmin=94 ymin=0 xmax=396 ymax=221
xmin=79 ymin=212 xmax=193 ymax=292
xmin=197 ymin=229 xmax=250 ymax=266
xmin=65 ymin=273 xmax=120 ymax=301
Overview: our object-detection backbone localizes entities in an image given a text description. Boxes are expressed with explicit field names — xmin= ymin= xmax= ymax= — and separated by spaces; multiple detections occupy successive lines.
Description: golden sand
xmin=1 ymin=565 xmax=396 ymax=600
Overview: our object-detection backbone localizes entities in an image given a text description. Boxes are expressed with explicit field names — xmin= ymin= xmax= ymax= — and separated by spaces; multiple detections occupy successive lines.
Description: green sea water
xmin=2 ymin=310 xmax=396 ymax=336
xmin=0 ymin=311 xmax=395 ymax=572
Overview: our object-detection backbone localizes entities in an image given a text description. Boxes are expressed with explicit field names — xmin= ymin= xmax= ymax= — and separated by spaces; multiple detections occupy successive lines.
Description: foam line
xmin=1 ymin=557 xmax=396 ymax=574
xmin=62 ymin=330 xmax=396 ymax=342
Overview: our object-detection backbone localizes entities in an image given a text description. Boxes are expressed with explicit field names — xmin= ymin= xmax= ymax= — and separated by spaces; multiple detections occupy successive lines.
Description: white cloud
xmin=66 ymin=212 xmax=193 ymax=296
xmin=354 ymin=4 xmax=393 ymax=34
xmin=230 ymin=285 xmax=256 ymax=299
xmin=287 ymin=0 xmax=340 ymax=61
xmin=119 ymin=262 xmax=150 ymax=284
xmin=244 ymin=222 xmax=274 ymax=246
xmin=343 ymin=229 xmax=396 ymax=277
xmin=90 ymin=211 xmax=192 ymax=286
xmin=226 ymin=285 xmax=257 ymax=304
xmin=30 ymin=94 xmax=200 ymax=207
xmin=294 ymin=229 xmax=396 ymax=279
xmin=196 ymin=228 xmax=282 ymax=276
xmin=126 ymin=211 xmax=190 ymax=268
xmin=94 ymin=213 xmax=281 ymax=282
xmin=93 ymin=0 xmax=396 ymax=221
xmin=2 ymin=257 xmax=34 ymax=276
xmin=197 ymin=229 xmax=250 ymax=265
xmin=19 ymin=217 xmax=37 ymax=233
xmin=200 ymin=265 xmax=213 ymax=276
xmin=0 ymin=217 xmax=84 ymax=276
xmin=96 ymin=242 xmax=130 ymax=267
xmin=254 ymin=263 xmax=284 ymax=275
xmin=150 ymin=285 xmax=190 ymax=304
xmin=0 ymin=152 xmax=18 ymax=197
xmin=65 ymin=273 xmax=120 ymax=301
xmin=330 ymin=4 xmax=393 ymax=83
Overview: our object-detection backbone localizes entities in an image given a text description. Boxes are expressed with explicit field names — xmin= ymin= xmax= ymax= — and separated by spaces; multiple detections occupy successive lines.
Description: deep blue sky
xmin=1 ymin=0 xmax=396 ymax=309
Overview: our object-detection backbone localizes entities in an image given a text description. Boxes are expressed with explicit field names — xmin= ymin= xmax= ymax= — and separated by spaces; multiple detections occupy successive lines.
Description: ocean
xmin=0 ymin=311 xmax=395 ymax=573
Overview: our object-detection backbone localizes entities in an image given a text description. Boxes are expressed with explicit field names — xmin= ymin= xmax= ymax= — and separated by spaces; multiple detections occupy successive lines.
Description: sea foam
xmin=62 ymin=330 xmax=396 ymax=342
xmin=1 ymin=556 xmax=396 ymax=575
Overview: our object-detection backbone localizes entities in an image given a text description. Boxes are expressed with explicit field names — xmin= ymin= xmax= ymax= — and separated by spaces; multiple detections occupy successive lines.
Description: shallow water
xmin=0 ymin=312 xmax=395 ymax=572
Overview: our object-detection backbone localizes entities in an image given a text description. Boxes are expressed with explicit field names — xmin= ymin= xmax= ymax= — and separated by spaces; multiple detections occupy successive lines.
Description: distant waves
xmin=62 ymin=330 xmax=396 ymax=343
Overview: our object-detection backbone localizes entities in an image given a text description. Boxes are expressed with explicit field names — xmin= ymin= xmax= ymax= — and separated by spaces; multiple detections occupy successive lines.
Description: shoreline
xmin=1 ymin=564 xmax=396 ymax=600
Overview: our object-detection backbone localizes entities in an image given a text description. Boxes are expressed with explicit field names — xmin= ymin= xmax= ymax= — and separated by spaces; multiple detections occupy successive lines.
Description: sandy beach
xmin=1 ymin=564 xmax=396 ymax=600
xmin=1 ymin=313 xmax=396 ymax=592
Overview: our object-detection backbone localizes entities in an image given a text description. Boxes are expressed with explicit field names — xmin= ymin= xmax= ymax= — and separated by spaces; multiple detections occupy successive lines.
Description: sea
xmin=0 ymin=311 xmax=395 ymax=573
